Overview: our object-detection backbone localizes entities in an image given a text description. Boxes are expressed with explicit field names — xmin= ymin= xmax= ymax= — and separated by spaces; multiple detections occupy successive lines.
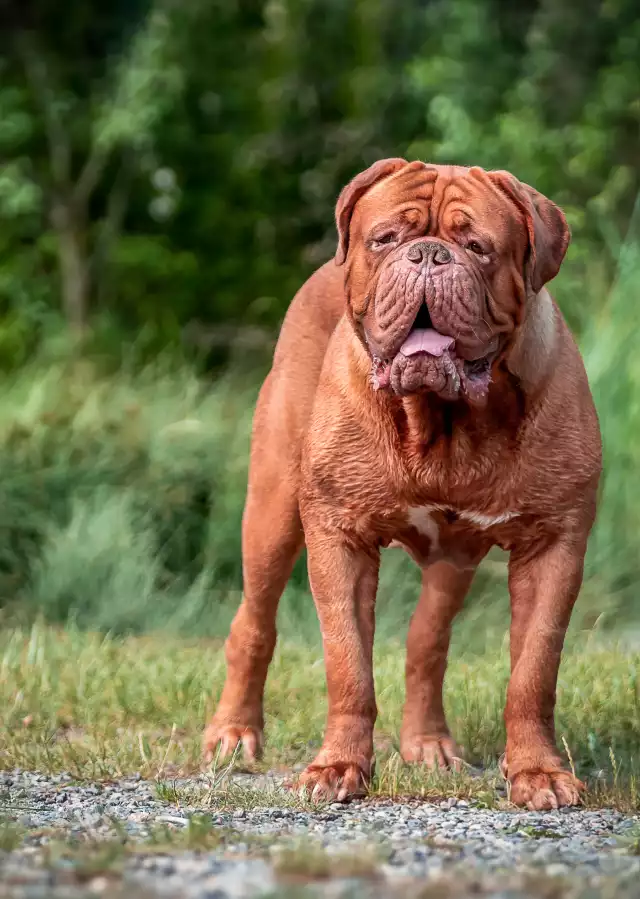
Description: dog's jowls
xmin=203 ymin=160 xmax=602 ymax=810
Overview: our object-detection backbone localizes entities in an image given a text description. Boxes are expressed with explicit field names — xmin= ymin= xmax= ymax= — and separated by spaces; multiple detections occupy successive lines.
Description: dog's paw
xmin=401 ymin=735 xmax=463 ymax=769
xmin=508 ymin=769 xmax=584 ymax=810
xmin=296 ymin=762 xmax=369 ymax=803
xmin=202 ymin=722 xmax=263 ymax=764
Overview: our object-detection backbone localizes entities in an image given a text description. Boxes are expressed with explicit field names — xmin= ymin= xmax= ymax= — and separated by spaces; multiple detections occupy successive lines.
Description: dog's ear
xmin=487 ymin=171 xmax=570 ymax=294
xmin=335 ymin=158 xmax=408 ymax=265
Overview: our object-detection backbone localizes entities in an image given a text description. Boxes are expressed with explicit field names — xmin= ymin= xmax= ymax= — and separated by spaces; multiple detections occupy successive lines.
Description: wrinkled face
xmin=338 ymin=162 xmax=567 ymax=405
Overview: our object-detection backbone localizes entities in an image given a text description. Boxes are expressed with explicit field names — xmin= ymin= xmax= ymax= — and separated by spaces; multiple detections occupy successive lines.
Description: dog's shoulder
xmin=253 ymin=262 xmax=347 ymax=466
xmin=272 ymin=262 xmax=345 ymax=369
xmin=518 ymin=299 xmax=601 ymax=480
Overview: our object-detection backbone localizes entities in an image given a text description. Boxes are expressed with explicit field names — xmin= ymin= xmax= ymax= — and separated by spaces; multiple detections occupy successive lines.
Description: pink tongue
xmin=400 ymin=328 xmax=455 ymax=357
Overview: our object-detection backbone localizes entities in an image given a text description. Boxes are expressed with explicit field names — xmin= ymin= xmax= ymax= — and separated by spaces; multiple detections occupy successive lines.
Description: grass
xmin=272 ymin=840 xmax=385 ymax=881
xmin=39 ymin=814 xmax=236 ymax=877
xmin=621 ymin=827 xmax=640 ymax=856
xmin=0 ymin=622 xmax=639 ymax=809
xmin=0 ymin=818 xmax=25 ymax=851
xmin=509 ymin=825 xmax=564 ymax=840
xmin=45 ymin=833 xmax=129 ymax=882
xmin=153 ymin=768 xmax=316 ymax=812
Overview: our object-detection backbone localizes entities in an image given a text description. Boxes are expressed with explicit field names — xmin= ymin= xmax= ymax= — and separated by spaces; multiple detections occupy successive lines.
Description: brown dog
xmin=204 ymin=160 xmax=602 ymax=810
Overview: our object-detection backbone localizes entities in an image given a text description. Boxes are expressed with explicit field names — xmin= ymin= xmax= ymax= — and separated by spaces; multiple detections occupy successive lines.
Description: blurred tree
xmin=141 ymin=0 xmax=428 ymax=334
xmin=1 ymin=0 xmax=186 ymax=333
xmin=0 ymin=0 xmax=638 ymax=352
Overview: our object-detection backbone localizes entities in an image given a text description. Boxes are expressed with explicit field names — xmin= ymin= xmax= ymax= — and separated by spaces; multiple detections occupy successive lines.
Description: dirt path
xmin=1 ymin=770 xmax=639 ymax=898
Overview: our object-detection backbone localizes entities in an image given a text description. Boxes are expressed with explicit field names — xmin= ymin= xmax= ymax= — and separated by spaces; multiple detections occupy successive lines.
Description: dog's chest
xmin=383 ymin=500 xmax=522 ymax=568
xmin=308 ymin=404 xmax=530 ymax=562
xmin=408 ymin=503 xmax=519 ymax=534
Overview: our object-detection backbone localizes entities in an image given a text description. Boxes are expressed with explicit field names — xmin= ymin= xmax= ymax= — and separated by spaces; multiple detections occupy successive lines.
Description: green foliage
xmin=92 ymin=7 xmax=184 ymax=154
xmin=0 ymin=357 xmax=254 ymax=632
xmin=581 ymin=195 xmax=640 ymax=607
xmin=0 ymin=0 xmax=636 ymax=343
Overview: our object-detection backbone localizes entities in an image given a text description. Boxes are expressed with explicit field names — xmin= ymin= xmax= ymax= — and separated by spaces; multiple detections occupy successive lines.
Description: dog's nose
xmin=406 ymin=241 xmax=452 ymax=266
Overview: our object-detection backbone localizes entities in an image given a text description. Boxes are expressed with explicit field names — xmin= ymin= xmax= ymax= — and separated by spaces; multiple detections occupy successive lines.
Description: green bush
xmin=0 ymin=358 xmax=251 ymax=632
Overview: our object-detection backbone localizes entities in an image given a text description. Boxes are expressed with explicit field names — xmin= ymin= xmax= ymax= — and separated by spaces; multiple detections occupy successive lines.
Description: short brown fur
xmin=204 ymin=160 xmax=602 ymax=811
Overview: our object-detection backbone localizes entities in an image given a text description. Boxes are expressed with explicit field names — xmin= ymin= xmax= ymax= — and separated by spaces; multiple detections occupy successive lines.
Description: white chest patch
xmin=458 ymin=509 xmax=518 ymax=528
xmin=408 ymin=504 xmax=518 ymax=533
xmin=407 ymin=506 xmax=440 ymax=551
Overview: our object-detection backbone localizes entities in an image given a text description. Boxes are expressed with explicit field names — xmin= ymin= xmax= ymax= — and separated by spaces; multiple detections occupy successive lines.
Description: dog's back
xmin=253 ymin=261 xmax=345 ymax=476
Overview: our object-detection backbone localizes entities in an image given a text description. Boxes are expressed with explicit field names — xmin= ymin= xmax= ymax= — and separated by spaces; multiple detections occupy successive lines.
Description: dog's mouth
xmin=371 ymin=305 xmax=495 ymax=403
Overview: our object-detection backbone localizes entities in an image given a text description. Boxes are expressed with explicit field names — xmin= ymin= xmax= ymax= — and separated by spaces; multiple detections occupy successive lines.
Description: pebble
xmin=0 ymin=769 xmax=638 ymax=898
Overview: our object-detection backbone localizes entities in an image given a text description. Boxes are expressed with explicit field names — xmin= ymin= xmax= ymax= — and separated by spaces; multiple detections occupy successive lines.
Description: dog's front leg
xmin=297 ymin=517 xmax=379 ymax=802
xmin=504 ymin=532 xmax=589 ymax=809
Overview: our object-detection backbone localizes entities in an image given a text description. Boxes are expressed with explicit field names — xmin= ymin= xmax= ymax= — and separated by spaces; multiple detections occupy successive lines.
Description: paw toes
xmin=297 ymin=763 xmax=368 ymax=803
xmin=402 ymin=736 xmax=464 ymax=770
xmin=551 ymin=772 xmax=584 ymax=806
xmin=509 ymin=769 xmax=583 ymax=809
xmin=527 ymin=788 xmax=558 ymax=811
xmin=202 ymin=723 xmax=263 ymax=763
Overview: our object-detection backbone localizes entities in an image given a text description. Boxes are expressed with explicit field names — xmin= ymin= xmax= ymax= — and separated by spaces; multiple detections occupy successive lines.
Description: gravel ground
xmin=1 ymin=770 xmax=639 ymax=898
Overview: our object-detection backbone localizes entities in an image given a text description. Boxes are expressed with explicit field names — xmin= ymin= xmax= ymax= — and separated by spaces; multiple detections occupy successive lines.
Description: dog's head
xmin=335 ymin=159 xmax=570 ymax=404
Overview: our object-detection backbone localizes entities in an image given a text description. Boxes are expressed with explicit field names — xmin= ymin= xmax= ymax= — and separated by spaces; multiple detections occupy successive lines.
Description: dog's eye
xmin=467 ymin=240 xmax=485 ymax=255
xmin=369 ymin=232 xmax=398 ymax=250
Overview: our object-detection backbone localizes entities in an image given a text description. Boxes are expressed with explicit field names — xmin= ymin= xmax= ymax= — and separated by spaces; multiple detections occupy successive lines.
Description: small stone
xmin=545 ymin=863 xmax=570 ymax=877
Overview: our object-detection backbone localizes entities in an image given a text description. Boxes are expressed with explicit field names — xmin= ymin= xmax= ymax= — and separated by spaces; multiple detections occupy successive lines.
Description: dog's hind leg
xmin=203 ymin=377 xmax=304 ymax=763
xmin=400 ymin=561 xmax=475 ymax=768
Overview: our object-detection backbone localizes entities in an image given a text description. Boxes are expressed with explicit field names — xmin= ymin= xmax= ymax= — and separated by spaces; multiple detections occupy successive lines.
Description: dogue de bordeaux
xmin=203 ymin=159 xmax=602 ymax=810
